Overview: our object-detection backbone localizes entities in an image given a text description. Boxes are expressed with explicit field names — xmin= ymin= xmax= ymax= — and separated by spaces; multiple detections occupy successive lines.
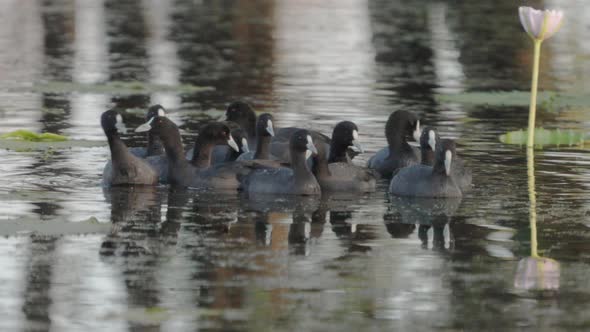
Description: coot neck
xmin=237 ymin=118 xmax=256 ymax=141
xmin=158 ymin=127 xmax=187 ymax=166
xmin=387 ymin=128 xmax=411 ymax=153
xmin=312 ymin=149 xmax=331 ymax=179
xmin=328 ymin=140 xmax=350 ymax=163
xmin=147 ymin=133 xmax=164 ymax=156
xmin=432 ymin=154 xmax=448 ymax=177
xmin=191 ymin=136 xmax=217 ymax=168
xmin=291 ymin=151 xmax=314 ymax=180
xmin=254 ymin=136 xmax=272 ymax=159
xmin=421 ymin=149 xmax=435 ymax=166
xmin=107 ymin=132 xmax=130 ymax=163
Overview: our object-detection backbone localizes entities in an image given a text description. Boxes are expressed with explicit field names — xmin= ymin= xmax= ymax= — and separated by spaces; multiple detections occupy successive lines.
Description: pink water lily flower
xmin=519 ymin=6 xmax=564 ymax=41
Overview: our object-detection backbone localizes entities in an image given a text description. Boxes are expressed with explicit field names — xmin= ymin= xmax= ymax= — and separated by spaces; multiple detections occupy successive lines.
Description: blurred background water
xmin=1 ymin=0 xmax=590 ymax=330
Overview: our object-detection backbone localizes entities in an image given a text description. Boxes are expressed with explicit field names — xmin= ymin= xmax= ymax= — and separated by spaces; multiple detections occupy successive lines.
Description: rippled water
xmin=1 ymin=0 xmax=590 ymax=330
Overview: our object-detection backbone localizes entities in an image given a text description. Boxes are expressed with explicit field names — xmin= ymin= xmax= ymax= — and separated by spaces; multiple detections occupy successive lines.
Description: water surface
xmin=1 ymin=0 xmax=590 ymax=330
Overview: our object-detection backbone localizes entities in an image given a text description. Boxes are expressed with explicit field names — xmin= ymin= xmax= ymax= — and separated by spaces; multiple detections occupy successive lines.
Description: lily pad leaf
xmin=1 ymin=130 xmax=68 ymax=142
xmin=436 ymin=91 xmax=590 ymax=111
xmin=499 ymin=128 xmax=587 ymax=147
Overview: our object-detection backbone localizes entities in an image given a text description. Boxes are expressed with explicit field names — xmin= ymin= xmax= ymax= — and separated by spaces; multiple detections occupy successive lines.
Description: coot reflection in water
xmin=385 ymin=196 xmax=462 ymax=250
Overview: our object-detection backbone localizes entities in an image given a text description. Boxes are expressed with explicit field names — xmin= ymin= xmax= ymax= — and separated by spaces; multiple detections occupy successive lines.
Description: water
xmin=1 ymin=0 xmax=590 ymax=330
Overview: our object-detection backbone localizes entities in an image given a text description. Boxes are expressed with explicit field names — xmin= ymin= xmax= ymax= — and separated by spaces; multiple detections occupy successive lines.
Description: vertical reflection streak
xmin=69 ymin=0 xmax=110 ymax=141
xmin=73 ymin=0 xmax=108 ymax=84
xmin=50 ymin=235 xmax=127 ymax=331
xmin=0 ymin=237 xmax=28 ymax=331
xmin=142 ymin=0 xmax=181 ymax=111
xmin=272 ymin=0 xmax=378 ymax=129
xmin=427 ymin=2 xmax=465 ymax=94
xmin=0 ymin=1 xmax=43 ymax=132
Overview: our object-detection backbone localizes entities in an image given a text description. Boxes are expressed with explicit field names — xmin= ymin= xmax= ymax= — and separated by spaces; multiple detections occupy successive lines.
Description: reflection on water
xmin=1 ymin=0 xmax=590 ymax=330
xmin=514 ymin=147 xmax=560 ymax=291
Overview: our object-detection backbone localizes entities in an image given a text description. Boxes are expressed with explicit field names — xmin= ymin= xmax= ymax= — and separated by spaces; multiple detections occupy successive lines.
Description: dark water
xmin=1 ymin=0 xmax=590 ymax=330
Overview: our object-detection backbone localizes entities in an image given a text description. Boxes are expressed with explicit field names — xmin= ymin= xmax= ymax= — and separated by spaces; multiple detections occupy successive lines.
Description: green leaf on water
xmin=436 ymin=91 xmax=590 ymax=111
xmin=499 ymin=128 xmax=588 ymax=147
xmin=1 ymin=130 xmax=68 ymax=142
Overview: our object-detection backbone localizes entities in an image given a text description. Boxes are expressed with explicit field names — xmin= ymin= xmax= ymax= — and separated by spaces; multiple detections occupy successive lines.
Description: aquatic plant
xmin=519 ymin=7 xmax=564 ymax=148
xmin=499 ymin=128 xmax=586 ymax=147
xmin=0 ymin=130 xmax=68 ymax=142
xmin=0 ymin=130 xmax=105 ymax=151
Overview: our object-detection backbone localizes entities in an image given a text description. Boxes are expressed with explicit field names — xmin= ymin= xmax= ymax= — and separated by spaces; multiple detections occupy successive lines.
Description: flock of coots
xmin=102 ymin=102 xmax=471 ymax=197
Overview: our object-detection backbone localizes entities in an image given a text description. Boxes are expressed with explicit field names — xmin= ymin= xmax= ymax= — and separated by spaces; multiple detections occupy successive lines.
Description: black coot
xmin=367 ymin=110 xmax=421 ymax=178
xmin=239 ymin=129 xmax=321 ymax=196
xmin=419 ymin=127 xmax=472 ymax=192
xmin=237 ymin=113 xmax=276 ymax=161
xmin=312 ymin=121 xmax=376 ymax=193
xmin=389 ymin=139 xmax=462 ymax=197
xmin=101 ymin=110 xmax=158 ymax=187
xmin=136 ymin=116 xmax=245 ymax=191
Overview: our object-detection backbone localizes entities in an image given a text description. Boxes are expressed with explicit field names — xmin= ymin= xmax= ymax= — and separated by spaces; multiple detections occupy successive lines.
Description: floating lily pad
xmin=499 ymin=128 xmax=587 ymax=147
xmin=436 ymin=91 xmax=590 ymax=111
xmin=1 ymin=130 xmax=68 ymax=142
xmin=27 ymin=81 xmax=214 ymax=95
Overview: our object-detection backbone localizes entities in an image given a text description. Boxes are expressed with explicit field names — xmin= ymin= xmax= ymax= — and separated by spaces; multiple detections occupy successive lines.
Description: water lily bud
xmin=519 ymin=6 xmax=564 ymax=41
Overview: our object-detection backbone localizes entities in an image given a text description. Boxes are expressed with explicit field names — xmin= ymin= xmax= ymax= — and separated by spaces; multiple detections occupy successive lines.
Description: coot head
xmin=146 ymin=104 xmax=166 ymax=121
xmin=436 ymin=139 xmax=456 ymax=176
xmin=290 ymin=129 xmax=318 ymax=157
xmin=198 ymin=122 xmax=240 ymax=152
xmin=385 ymin=110 xmax=421 ymax=145
xmin=419 ymin=127 xmax=440 ymax=165
xmin=101 ymin=110 xmax=127 ymax=135
xmin=144 ymin=105 xmax=167 ymax=156
xmin=332 ymin=121 xmax=363 ymax=153
xmin=135 ymin=114 xmax=176 ymax=136
xmin=225 ymin=101 xmax=257 ymax=138
xmin=256 ymin=113 xmax=275 ymax=137
xmin=420 ymin=127 xmax=438 ymax=152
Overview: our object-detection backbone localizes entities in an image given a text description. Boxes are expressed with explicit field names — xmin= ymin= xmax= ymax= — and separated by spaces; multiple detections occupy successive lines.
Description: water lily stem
xmin=527 ymin=39 xmax=543 ymax=148
xmin=527 ymin=147 xmax=539 ymax=258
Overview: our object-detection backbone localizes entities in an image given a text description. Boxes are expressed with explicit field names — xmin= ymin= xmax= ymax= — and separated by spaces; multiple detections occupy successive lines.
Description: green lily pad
xmin=27 ymin=81 xmax=214 ymax=95
xmin=436 ymin=91 xmax=590 ymax=111
xmin=499 ymin=128 xmax=587 ymax=147
xmin=1 ymin=130 xmax=68 ymax=142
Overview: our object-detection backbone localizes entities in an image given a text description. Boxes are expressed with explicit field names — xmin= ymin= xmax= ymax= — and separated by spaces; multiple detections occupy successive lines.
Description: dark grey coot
xmin=389 ymin=139 xmax=462 ymax=198
xmin=367 ymin=110 xmax=422 ymax=178
xmin=101 ymin=110 xmax=158 ymax=187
